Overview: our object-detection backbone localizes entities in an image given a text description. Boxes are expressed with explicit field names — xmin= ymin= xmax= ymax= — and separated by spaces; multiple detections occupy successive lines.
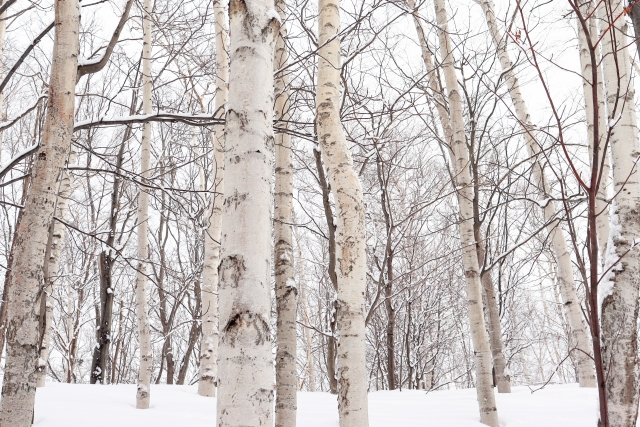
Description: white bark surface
xmin=317 ymin=0 xmax=369 ymax=425
xmin=433 ymin=0 xmax=499 ymax=424
xmin=0 ymin=0 xmax=79 ymax=424
xmin=37 ymin=150 xmax=76 ymax=388
xmin=135 ymin=0 xmax=153 ymax=409
xmin=198 ymin=0 xmax=228 ymax=398
xmin=476 ymin=0 xmax=595 ymax=388
xmin=576 ymin=3 xmax=610 ymax=260
xmin=410 ymin=0 xmax=509 ymax=399
xmin=598 ymin=0 xmax=640 ymax=425
xmin=274 ymin=1 xmax=297 ymax=426
xmin=215 ymin=0 xmax=279 ymax=425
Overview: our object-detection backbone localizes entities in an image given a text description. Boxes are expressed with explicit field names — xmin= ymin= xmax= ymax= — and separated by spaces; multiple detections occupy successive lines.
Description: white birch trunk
xmin=433 ymin=0 xmax=499 ymax=424
xmin=198 ymin=0 xmax=229 ymax=398
xmin=475 ymin=0 xmax=596 ymax=388
xmin=408 ymin=0 xmax=510 ymax=396
xmin=215 ymin=0 xmax=279 ymax=425
xmin=0 ymin=0 xmax=79 ymax=424
xmin=317 ymin=0 xmax=369 ymax=424
xmin=274 ymin=1 xmax=297 ymax=425
xmin=576 ymin=3 xmax=610 ymax=260
xmin=37 ymin=149 xmax=76 ymax=388
xmin=294 ymin=225 xmax=316 ymax=392
xmin=598 ymin=0 xmax=640 ymax=425
xmin=0 ymin=1 xmax=7 ymax=165
xmin=135 ymin=0 xmax=153 ymax=408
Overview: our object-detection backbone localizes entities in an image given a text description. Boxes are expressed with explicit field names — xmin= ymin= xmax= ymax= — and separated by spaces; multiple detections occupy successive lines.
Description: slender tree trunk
xmin=110 ymin=300 xmax=124 ymax=384
xmin=576 ymin=2 xmax=610 ymax=261
xmin=0 ymin=0 xmax=79 ymax=423
xmin=476 ymin=0 xmax=596 ymax=387
xmin=598 ymin=0 xmax=640 ymax=425
xmin=135 ymin=0 xmax=153 ymax=408
xmin=433 ymin=0 xmax=498 ymax=424
xmin=475 ymin=233 xmax=510 ymax=393
xmin=317 ymin=0 xmax=369 ymax=424
xmin=312 ymin=148 xmax=338 ymax=394
xmin=198 ymin=0 xmax=229 ymax=398
xmin=177 ymin=281 xmax=201 ymax=385
xmin=37 ymin=149 xmax=76 ymax=387
xmin=215 ymin=1 xmax=278 ymax=425
xmin=295 ymin=229 xmax=316 ymax=392
xmin=274 ymin=1 xmax=297 ymax=425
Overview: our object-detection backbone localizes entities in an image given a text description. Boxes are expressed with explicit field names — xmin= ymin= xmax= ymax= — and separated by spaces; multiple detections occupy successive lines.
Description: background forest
xmin=0 ymin=0 xmax=637 ymax=425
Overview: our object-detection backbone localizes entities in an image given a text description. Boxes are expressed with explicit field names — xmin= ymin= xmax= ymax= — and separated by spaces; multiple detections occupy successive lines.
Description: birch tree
xmin=597 ymin=0 xmax=640 ymax=424
xmin=37 ymin=149 xmax=76 ymax=388
xmin=135 ymin=0 xmax=154 ymax=408
xmin=317 ymin=0 xmax=369 ymax=424
xmin=0 ymin=0 xmax=79 ymax=423
xmin=433 ymin=0 xmax=499 ymax=423
xmin=215 ymin=0 xmax=279 ymax=425
xmin=198 ymin=0 xmax=229 ymax=398
xmin=274 ymin=0 xmax=297 ymax=425
xmin=476 ymin=0 xmax=595 ymax=387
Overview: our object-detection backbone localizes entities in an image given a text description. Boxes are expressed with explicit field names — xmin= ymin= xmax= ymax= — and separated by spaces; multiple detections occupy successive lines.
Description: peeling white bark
xmin=0 ymin=0 xmax=79 ymax=424
xmin=317 ymin=0 xmax=369 ymax=424
xmin=198 ymin=0 xmax=228 ymax=398
xmin=433 ymin=0 xmax=499 ymax=424
xmin=598 ymin=0 xmax=640 ymax=425
xmin=215 ymin=0 xmax=279 ymax=425
xmin=135 ymin=0 xmax=153 ymax=409
xmin=274 ymin=1 xmax=297 ymax=426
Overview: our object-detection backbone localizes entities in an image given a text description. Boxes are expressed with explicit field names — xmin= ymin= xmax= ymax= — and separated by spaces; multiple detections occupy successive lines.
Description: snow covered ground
xmin=33 ymin=382 xmax=599 ymax=426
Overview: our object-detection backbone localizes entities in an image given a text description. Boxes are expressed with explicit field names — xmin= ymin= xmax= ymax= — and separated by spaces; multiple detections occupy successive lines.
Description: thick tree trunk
xmin=215 ymin=0 xmax=278 ymax=425
xmin=274 ymin=1 xmax=297 ymax=426
xmin=476 ymin=0 xmax=596 ymax=388
xmin=433 ymin=0 xmax=499 ymax=424
xmin=0 ymin=0 xmax=79 ymax=424
xmin=198 ymin=0 xmax=229 ymax=398
xmin=598 ymin=0 xmax=640 ymax=425
xmin=317 ymin=0 xmax=369 ymax=424
xmin=135 ymin=0 xmax=153 ymax=408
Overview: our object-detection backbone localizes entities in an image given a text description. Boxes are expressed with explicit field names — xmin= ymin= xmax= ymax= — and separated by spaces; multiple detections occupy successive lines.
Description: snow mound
xmin=33 ymin=382 xmax=599 ymax=426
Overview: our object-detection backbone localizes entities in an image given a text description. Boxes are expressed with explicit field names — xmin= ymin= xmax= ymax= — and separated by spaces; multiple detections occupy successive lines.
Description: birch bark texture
xmin=409 ymin=0 xmax=510 ymax=397
xmin=433 ymin=0 xmax=499 ymax=424
xmin=135 ymin=0 xmax=153 ymax=409
xmin=316 ymin=0 xmax=369 ymax=424
xmin=598 ymin=0 xmax=640 ymax=425
xmin=576 ymin=1 xmax=610 ymax=260
xmin=215 ymin=0 xmax=279 ymax=425
xmin=198 ymin=0 xmax=229 ymax=398
xmin=475 ymin=0 xmax=596 ymax=387
xmin=0 ymin=0 xmax=79 ymax=424
xmin=37 ymin=150 xmax=76 ymax=388
xmin=274 ymin=1 xmax=298 ymax=426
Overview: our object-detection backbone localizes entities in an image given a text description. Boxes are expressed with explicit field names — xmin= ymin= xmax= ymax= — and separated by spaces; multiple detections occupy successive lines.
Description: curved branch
xmin=76 ymin=0 xmax=135 ymax=80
